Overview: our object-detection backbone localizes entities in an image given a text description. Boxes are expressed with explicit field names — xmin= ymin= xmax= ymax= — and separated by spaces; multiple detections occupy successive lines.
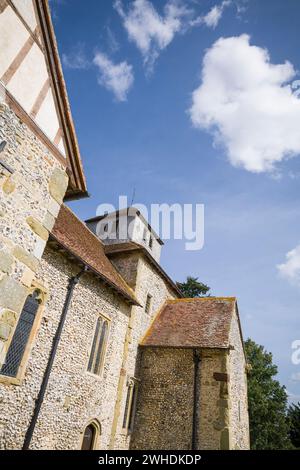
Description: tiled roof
xmin=104 ymin=242 xmax=182 ymax=297
xmin=50 ymin=205 xmax=138 ymax=305
xmin=141 ymin=297 xmax=237 ymax=349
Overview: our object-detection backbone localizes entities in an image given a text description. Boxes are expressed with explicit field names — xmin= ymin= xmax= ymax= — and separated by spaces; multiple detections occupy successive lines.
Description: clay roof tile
xmin=141 ymin=297 xmax=236 ymax=349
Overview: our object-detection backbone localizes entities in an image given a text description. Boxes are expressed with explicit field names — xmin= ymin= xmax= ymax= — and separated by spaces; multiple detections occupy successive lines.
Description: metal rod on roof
xmin=130 ymin=187 xmax=136 ymax=207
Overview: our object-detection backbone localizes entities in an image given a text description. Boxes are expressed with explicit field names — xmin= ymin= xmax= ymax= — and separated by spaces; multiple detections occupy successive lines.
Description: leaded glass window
xmin=0 ymin=291 xmax=40 ymax=378
xmin=87 ymin=316 xmax=109 ymax=376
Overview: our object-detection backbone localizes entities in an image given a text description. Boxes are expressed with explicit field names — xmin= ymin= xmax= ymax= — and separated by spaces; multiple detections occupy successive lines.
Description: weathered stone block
xmin=0 ymin=341 xmax=6 ymax=368
xmin=0 ymin=322 xmax=12 ymax=341
xmin=213 ymin=418 xmax=226 ymax=431
xmin=0 ymin=309 xmax=17 ymax=327
xmin=2 ymin=177 xmax=16 ymax=195
xmin=220 ymin=428 xmax=230 ymax=450
xmin=33 ymin=238 xmax=47 ymax=260
xmin=0 ymin=249 xmax=14 ymax=274
xmin=49 ymin=168 xmax=68 ymax=203
xmin=13 ymin=246 xmax=39 ymax=272
xmin=48 ymin=197 xmax=61 ymax=218
xmin=26 ymin=216 xmax=49 ymax=241
xmin=20 ymin=267 xmax=35 ymax=287
xmin=43 ymin=212 xmax=55 ymax=232
xmin=0 ymin=275 xmax=27 ymax=311
xmin=218 ymin=398 xmax=229 ymax=408
xmin=213 ymin=372 xmax=229 ymax=382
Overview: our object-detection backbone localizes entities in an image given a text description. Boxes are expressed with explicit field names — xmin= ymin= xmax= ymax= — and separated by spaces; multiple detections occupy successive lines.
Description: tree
xmin=287 ymin=402 xmax=300 ymax=449
xmin=245 ymin=338 xmax=292 ymax=449
xmin=176 ymin=276 xmax=210 ymax=298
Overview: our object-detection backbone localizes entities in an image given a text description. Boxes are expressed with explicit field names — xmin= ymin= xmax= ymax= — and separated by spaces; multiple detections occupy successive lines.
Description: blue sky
xmin=50 ymin=0 xmax=300 ymax=402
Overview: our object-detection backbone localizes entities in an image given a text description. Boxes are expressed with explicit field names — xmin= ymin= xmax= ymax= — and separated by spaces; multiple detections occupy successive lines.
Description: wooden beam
xmin=0 ymin=0 xmax=8 ymax=14
xmin=30 ymin=77 xmax=50 ymax=119
xmin=5 ymin=88 xmax=67 ymax=168
xmin=53 ymin=128 xmax=62 ymax=146
xmin=1 ymin=35 xmax=35 ymax=86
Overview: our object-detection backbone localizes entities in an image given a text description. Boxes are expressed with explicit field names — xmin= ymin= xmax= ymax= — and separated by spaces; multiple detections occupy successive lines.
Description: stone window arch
xmin=87 ymin=315 xmax=110 ymax=376
xmin=145 ymin=293 xmax=152 ymax=314
xmin=149 ymin=235 xmax=153 ymax=249
xmin=0 ymin=283 xmax=47 ymax=385
xmin=81 ymin=419 xmax=101 ymax=450
xmin=123 ymin=377 xmax=139 ymax=433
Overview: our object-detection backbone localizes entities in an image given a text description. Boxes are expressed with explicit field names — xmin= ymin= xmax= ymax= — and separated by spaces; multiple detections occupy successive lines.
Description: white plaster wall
xmin=0 ymin=6 xmax=29 ymax=78
xmin=8 ymin=43 xmax=48 ymax=112
xmin=0 ymin=4 xmax=65 ymax=156
xmin=12 ymin=0 xmax=37 ymax=31
xmin=35 ymin=87 xmax=61 ymax=142
xmin=57 ymin=136 xmax=66 ymax=157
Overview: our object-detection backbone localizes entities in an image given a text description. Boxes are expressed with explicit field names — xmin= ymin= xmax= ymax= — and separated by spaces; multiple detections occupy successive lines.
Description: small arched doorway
xmin=81 ymin=420 xmax=101 ymax=450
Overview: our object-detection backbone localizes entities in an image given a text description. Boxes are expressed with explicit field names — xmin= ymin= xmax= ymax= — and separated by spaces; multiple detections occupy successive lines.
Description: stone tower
xmin=86 ymin=207 xmax=163 ymax=263
xmin=86 ymin=208 xmax=182 ymax=449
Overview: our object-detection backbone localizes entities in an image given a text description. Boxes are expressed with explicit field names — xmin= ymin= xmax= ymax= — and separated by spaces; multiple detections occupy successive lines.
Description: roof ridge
xmin=167 ymin=297 xmax=236 ymax=303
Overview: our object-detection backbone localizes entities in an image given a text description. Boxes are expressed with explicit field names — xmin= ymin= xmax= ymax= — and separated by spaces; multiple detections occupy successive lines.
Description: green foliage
xmin=287 ymin=402 xmax=300 ymax=449
xmin=176 ymin=276 xmax=210 ymax=298
xmin=245 ymin=338 xmax=292 ymax=449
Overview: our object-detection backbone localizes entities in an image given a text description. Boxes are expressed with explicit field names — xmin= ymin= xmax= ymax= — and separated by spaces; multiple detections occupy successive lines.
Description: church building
xmin=0 ymin=0 xmax=250 ymax=450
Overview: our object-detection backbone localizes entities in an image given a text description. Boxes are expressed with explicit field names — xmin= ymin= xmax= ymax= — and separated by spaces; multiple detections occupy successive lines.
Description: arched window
xmin=123 ymin=377 xmax=139 ymax=432
xmin=0 ymin=290 xmax=41 ymax=378
xmin=81 ymin=421 xmax=100 ymax=450
xmin=87 ymin=316 xmax=109 ymax=376
xmin=145 ymin=293 xmax=152 ymax=314
xmin=149 ymin=235 xmax=153 ymax=249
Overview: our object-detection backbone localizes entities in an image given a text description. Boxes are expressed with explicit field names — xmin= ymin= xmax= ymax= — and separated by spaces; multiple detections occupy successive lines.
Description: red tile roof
xmin=50 ymin=205 xmax=138 ymax=305
xmin=141 ymin=297 xmax=237 ymax=349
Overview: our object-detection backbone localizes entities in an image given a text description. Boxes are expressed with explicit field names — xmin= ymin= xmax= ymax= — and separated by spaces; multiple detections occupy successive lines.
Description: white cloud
xmin=189 ymin=34 xmax=300 ymax=173
xmin=277 ymin=244 xmax=300 ymax=285
xmin=93 ymin=52 xmax=134 ymax=102
xmin=105 ymin=25 xmax=120 ymax=53
xmin=191 ymin=1 xmax=232 ymax=29
xmin=114 ymin=0 xmax=191 ymax=71
xmin=62 ymin=43 xmax=89 ymax=70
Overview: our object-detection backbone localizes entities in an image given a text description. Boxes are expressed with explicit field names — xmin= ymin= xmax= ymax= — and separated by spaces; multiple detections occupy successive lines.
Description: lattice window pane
xmin=145 ymin=294 xmax=152 ymax=314
xmin=123 ymin=379 xmax=138 ymax=431
xmin=81 ymin=424 xmax=96 ymax=450
xmin=94 ymin=320 xmax=108 ymax=375
xmin=123 ymin=384 xmax=132 ymax=429
xmin=87 ymin=317 xmax=102 ymax=373
xmin=87 ymin=317 xmax=108 ymax=376
xmin=0 ymin=291 xmax=40 ymax=378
